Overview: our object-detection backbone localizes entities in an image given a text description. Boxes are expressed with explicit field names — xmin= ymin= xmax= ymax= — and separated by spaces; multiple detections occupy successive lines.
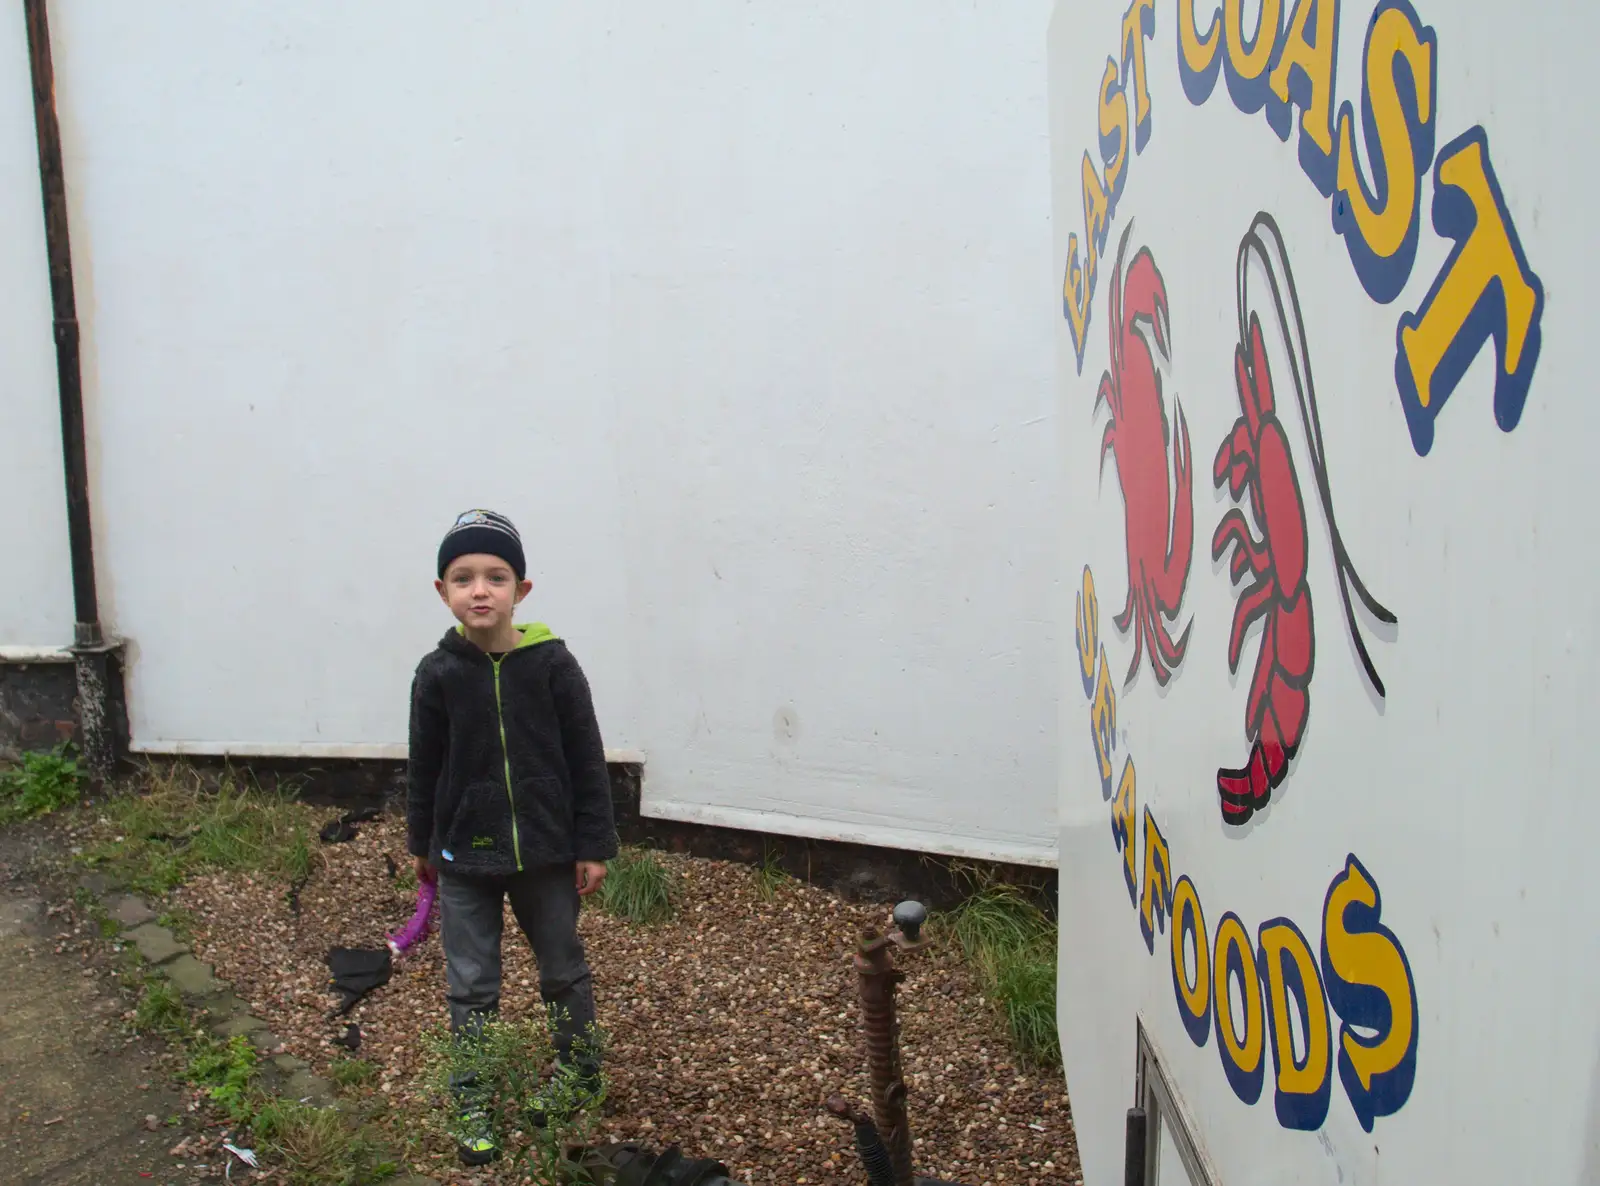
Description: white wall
xmin=0 ymin=10 xmax=73 ymax=647
xmin=32 ymin=1 xmax=1058 ymax=863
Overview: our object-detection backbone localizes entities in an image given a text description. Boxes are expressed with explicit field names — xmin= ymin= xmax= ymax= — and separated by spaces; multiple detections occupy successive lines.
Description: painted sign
xmin=1050 ymin=2 xmax=1594 ymax=1185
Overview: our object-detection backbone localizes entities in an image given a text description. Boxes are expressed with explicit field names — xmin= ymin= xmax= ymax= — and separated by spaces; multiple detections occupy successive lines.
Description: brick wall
xmin=0 ymin=661 xmax=80 ymax=762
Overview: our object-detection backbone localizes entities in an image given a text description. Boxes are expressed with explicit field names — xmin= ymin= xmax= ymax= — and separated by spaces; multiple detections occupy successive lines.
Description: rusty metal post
xmin=840 ymin=901 xmax=929 ymax=1186
xmin=854 ymin=928 xmax=914 ymax=1186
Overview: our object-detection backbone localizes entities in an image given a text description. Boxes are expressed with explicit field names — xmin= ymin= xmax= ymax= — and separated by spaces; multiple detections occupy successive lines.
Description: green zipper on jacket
xmin=490 ymin=656 xmax=524 ymax=872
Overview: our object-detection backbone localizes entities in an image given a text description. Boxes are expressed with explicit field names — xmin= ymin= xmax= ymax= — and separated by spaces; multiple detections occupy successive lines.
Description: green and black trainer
xmin=455 ymin=1103 xmax=498 ymax=1166
xmin=527 ymin=1059 xmax=604 ymax=1130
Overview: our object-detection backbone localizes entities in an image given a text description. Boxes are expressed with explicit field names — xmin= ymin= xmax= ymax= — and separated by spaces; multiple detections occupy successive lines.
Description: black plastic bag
xmin=326 ymin=946 xmax=391 ymax=1016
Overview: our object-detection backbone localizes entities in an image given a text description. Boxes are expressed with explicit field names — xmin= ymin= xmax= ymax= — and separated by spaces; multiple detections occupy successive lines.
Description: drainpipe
xmin=24 ymin=0 xmax=122 ymax=780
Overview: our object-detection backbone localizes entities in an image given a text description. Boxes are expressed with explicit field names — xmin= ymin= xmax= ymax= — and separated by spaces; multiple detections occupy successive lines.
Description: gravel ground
xmin=173 ymin=815 xmax=1080 ymax=1185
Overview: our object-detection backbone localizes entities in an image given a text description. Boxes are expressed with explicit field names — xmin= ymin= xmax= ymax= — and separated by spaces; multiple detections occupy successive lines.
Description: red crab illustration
xmin=1211 ymin=311 xmax=1313 ymax=824
xmin=1096 ymin=226 xmax=1194 ymax=689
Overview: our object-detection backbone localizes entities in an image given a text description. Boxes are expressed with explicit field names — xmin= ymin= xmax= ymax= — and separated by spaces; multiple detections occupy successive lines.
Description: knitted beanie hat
xmin=437 ymin=509 xmax=526 ymax=580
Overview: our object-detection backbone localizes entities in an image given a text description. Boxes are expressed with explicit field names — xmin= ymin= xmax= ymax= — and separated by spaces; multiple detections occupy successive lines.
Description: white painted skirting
xmin=0 ymin=646 xmax=74 ymax=664
xmin=641 ymin=796 xmax=1058 ymax=869
xmin=129 ymin=739 xmax=647 ymax=765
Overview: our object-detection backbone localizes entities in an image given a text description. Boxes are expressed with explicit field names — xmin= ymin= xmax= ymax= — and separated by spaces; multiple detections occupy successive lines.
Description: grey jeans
xmin=438 ymin=863 xmax=598 ymax=1069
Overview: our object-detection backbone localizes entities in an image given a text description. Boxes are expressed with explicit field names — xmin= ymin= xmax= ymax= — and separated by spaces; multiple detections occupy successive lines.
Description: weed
xmin=134 ymin=978 xmax=188 ymax=1036
xmin=991 ymin=940 xmax=1059 ymax=1065
xmin=950 ymin=885 xmax=1052 ymax=962
xmin=66 ymin=883 xmax=120 ymax=937
xmin=117 ymin=947 xmax=395 ymax=1186
xmin=80 ymin=764 xmax=318 ymax=896
xmin=329 ymin=1057 xmax=379 ymax=1089
xmin=420 ymin=1009 xmax=607 ymax=1182
xmin=0 ymin=745 xmax=83 ymax=823
xmin=284 ymin=830 xmax=315 ymax=886
xmin=252 ymin=1096 xmax=397 ymax=1186
xmin=187 ymin=1032 xmax=258 ymax=1122
xmin=596 ymin=847 xmax=676 ymax=925
xmin=155 ymin=908 xmax=193 ymax=938
xmin=752 ymin=843 xmax=793 ymax=902
xmin=945 ymin=885 xmax=1061 ymax=1067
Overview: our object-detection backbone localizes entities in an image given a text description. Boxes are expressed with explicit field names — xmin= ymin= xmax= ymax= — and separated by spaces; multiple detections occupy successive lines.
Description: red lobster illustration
xmin=1212 ymin=213 xmax=1396 ymax=826
xmin=1096 ymin=223 xmax=1194 ymax=689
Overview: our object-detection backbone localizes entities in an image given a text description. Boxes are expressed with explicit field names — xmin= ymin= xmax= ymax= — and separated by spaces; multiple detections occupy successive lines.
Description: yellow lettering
xmin=1259 ymin=919 xmax=1333 ymax=1130
xmin=1268 ymin=0 xmax=1337 ymax=159
xmin=1063 ymin=235 xmax=1090 ymax=361
xmin=1082 ymin=153 xmax=1110 ymax=305
xmin=1137 ymin=808 xmax=1171 ymax=952
xmin=1213 ymin=912 xmax=1266 ymax=1102
xmin=1224 ymin=0 xmax=1281 ymax=82
xmin=1395 ymin=130 xmax=1544 ymax=454
xmin=1120 ymin=0 xmax=1156 ymax=136
xmin=1334 ymin=6 xmax=1434 ymax=272
xmin=1320 ymin=855 xmax=1419 ymax=1132
xmin=1098 ymin=59 xmax=1130 ymax=198
xmin=1111 ymin=759 xmax=1137 ymax=904
xmin=1075 ymin=567 xmax=1099 ymax=697
xmin=1178 ymin=0 xmax=1223 ymax=90
xmin=1170 ymin=876 xmax=1211 ymax=1046
xmin=1090 ymin=647 xmax=1116 ymax=799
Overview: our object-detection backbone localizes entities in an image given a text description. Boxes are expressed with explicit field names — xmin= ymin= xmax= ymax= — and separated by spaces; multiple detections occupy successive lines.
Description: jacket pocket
xmin=511 ymin=775 xmax=572 ymax=858
xmin=440 ymin=781 xmax=517 ymax=864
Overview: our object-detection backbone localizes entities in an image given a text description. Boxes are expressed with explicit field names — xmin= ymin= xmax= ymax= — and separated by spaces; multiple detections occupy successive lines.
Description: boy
xmin=406 ymin=509 xmax=617 ymax=1165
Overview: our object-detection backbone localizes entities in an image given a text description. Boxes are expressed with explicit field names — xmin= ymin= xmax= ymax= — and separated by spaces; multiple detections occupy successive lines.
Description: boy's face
xmin=436 ymin=554 xmax=532 ymax=633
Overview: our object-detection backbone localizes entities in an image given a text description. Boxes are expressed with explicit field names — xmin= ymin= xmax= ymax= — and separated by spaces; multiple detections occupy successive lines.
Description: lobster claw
xmin=1213 ymin=419 xmax=1253 ymax=499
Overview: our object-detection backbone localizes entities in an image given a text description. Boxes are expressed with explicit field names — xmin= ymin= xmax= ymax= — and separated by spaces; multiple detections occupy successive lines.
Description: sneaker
xmin=455 ymin=1105 xmax=499 ymax=1166
xmin=527 ymin=1061 xmax=604 ymax=1129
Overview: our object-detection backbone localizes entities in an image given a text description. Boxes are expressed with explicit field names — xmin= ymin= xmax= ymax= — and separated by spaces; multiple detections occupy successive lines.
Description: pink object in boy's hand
xmin=387 ymin=878 xmax=438 ymax=957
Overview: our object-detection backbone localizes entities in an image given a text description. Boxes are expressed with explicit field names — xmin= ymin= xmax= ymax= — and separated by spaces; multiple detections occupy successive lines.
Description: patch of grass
xmin=133 ymin=977 xmax=188 ymax=1036
xmin=187 ymin=1032 xmax=259 ymax=1122
xmin=752 ymin=843 xmax=794 ymax=902
xmin=79 ymin=764 xmax=319 ymax=896
xmin=597 ymin=847 xmax=677 ymax=925
xmin=946 ymin=884 xmax=1061 ymax=1068
xmin=0 ymin=745 xmax=83 ymax=824
xmin=64 ymin=883 xmax=122 ymax=938
xmin=155 ymin=907 xmax=193 ymax=939
xmin=420 ymin=1009 xmax=607 ymax=1183
xmin=252 ymin=1096 xmax=397 ymax=1186
xmin=329 ymin=1056 xmax=379 ymax=1089
xmin=110 ymin=937 xmax=397 ymax=1186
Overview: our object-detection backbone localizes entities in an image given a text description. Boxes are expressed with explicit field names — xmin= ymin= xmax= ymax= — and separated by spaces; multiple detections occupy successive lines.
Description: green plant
xmin=252 ymin=1096 xmax=398 ymax=1186
xmin=133 ymin=978 xmax=188 ymax=1036
xmin=155 ymin=907 xmax=193 ymax=938
xmin=284 ymin=830 xmax=315 ymax=885
xmin=80 ymin=764 xmax=318 ymax=895
xmin=114 ymin=948 xmax=396 ymax=1186
xmin=596 ymin=847 xmax=677 ymax=925
xmin=945 ymin=884 xmax=1061 ymax=1067
xmin=187 ymin=1033 xmax=259 ymax=1122
xmin=420 ymin=1009 xmax=608 ymax=1182
xmin=752 ymin=843 xmax=794 ymax=902
xmin=0 ymin=744 xmax=82 ymax=823
xmin=991 ymin=938 xmax=1059 ymax=1065
xmin=329 ymin=1057 xmax=379 ymax=1089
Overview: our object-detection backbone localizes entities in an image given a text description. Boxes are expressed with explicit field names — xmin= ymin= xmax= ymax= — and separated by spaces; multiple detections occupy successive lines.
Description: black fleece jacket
xmin=406 ymin=623 xmax=618 ymax=877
